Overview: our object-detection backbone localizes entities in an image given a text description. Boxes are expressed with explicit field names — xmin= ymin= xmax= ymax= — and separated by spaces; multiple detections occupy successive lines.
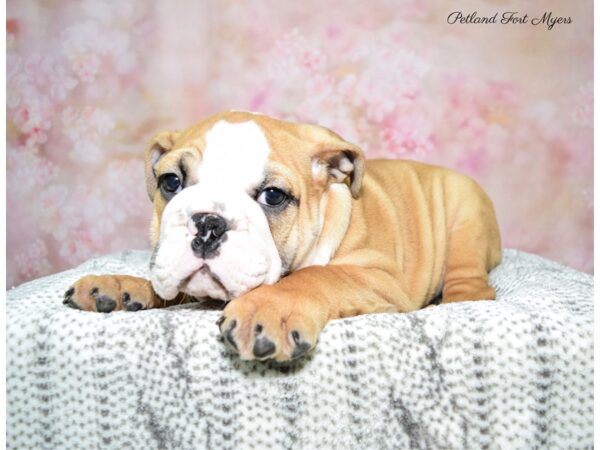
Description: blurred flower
xmin=379 ymin=115 xmax=435 ymax=160
xmin=61 ymin=106 xmax=115 ymax=163
xmin=71 ymin=53 xmax=101 ymax=83
xmin=571 ymin=81 xmax=593 ymax=127
xmin=7 ymin=145 xmax=56 ymax=194
xmin=267 ymin=29 xmax=329 ymax=80
xmin=14 ymin=239 xmax=52 ymax=283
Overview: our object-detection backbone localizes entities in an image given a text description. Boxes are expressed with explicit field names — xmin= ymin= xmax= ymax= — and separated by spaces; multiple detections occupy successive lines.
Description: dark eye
xmin=159 ymin=173 xmax=182 ymax=194
xmin=257 ymin=187 xmax=288 ymax=207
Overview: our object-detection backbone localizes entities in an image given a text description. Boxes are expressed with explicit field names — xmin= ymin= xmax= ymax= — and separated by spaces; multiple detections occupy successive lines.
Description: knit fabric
xmin=6 ymin=249 xmax=593 ymax=449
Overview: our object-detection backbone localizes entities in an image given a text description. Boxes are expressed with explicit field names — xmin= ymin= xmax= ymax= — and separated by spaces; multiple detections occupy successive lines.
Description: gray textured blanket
xmin=6 ymin=249 xmax=593 ymax=449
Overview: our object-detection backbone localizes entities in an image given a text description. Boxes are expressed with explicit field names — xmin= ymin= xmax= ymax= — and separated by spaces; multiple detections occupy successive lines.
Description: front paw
xmin=63 ymin=275 xmax=157 ymax=313
xmin=217 ymin=287 xmax=326 ymax=362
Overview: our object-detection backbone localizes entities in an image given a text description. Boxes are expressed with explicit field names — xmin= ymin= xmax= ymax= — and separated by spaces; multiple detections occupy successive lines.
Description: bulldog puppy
xmin=64 ymin=111 xmax=501 ymax=361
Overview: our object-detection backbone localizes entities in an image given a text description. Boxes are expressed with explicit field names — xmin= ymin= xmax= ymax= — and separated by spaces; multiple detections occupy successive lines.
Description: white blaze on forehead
xmin=198 ymin=120 xmax=271 ymax=191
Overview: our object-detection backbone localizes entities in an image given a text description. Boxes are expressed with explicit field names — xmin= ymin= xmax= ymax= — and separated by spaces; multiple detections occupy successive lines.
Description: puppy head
xmin=145 ymin=111 xmax=364 ymax=301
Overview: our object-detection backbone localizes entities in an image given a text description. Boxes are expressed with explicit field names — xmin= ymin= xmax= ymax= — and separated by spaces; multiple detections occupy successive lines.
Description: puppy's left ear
xmin=312 ymin=136 xmax=365 ymax=199
xmin=144 ymin=130 xmax=181 ymax=200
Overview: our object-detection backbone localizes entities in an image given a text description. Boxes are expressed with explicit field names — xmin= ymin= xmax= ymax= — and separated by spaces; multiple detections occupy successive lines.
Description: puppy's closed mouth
xmin=178 ymin=264 xmax=230 ymax=301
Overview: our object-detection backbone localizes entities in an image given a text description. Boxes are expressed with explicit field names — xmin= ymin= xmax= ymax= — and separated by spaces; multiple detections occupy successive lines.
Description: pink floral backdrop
xmin=6 ymin=0 xmax=593 ymax=287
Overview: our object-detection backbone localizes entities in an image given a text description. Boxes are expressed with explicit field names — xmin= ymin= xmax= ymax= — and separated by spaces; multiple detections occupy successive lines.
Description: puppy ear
xmin=144 ymin=130 xmax=181 ymax=200
xmin=312 ymin=137 xmax=365 ymax=199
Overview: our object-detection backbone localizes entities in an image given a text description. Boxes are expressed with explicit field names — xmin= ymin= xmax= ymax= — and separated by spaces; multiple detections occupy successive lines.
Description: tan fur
xmin=298 ymin=183 xmax=353 ymax=268
xmin=67 ymin=111 xmax=501 ymax=361
xmin=65 ymin=275 xmax=159 ymax=311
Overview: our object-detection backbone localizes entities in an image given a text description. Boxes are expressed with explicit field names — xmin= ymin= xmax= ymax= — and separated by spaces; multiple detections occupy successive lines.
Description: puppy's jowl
xmin=65 ymin=111 xmax=501 ymax=361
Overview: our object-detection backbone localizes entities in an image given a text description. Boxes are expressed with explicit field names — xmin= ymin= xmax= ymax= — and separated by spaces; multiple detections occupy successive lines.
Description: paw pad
xmin=253 ymin=335 xmax=276 ymax=358
xmin=92 ymin=289 xmax=117 ymax=313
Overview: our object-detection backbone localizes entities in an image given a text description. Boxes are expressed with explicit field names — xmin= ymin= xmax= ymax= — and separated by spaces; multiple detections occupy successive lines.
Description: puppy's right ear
xmin=144 ymin=131 xmax=180 ymax=200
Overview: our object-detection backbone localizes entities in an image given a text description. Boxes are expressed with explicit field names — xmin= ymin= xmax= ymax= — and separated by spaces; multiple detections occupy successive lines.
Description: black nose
xmin=190 ymin=213 xmax=228 ymax=258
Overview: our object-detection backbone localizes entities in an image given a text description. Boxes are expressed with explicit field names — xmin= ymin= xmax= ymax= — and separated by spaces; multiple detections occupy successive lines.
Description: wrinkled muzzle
xmin=149 ymin=185 xmax=282 ymax=302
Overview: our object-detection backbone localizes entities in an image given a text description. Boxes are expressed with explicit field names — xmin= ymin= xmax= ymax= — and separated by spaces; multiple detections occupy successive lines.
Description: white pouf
xmin=6 ymin=249 xmax=593 ymax=449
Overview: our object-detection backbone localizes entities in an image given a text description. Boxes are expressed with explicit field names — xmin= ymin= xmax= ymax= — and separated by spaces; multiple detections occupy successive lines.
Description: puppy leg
xmin=218 ymin=264 xmax=409 ymax=361
xmin=63 ymin=275 xmax=180 ymax=312
xmin=442 ymin=207 xmax=501 ymax=303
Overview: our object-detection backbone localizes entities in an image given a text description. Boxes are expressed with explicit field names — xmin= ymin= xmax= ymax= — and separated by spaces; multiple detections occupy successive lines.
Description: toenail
xmin=291 ymin=330 xmax=311 ymax=359
xmin=292 ymin=342 xmax=311 ymax=359
xmin=121 ymin=292 xmax=130 ymax=303
xmin=254 ymin=324 xmax=263 ymax=334
xmin=64 ymin=298 xmax=82 ymax=310
xmin=224 ymin=320 xmax=238 ymax=350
